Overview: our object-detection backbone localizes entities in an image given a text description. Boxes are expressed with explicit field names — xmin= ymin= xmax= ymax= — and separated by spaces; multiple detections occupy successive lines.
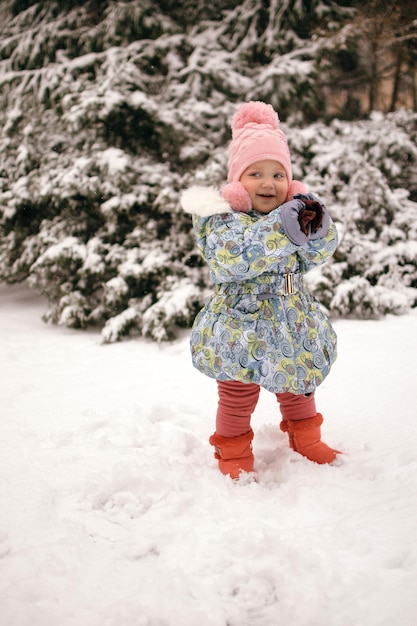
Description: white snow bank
xmin=1 ymin=284 xmax=416 ymax=626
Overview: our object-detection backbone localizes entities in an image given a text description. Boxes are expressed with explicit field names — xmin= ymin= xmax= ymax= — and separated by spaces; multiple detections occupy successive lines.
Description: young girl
xmin=181 ymin=101 xmax=340 ymax=479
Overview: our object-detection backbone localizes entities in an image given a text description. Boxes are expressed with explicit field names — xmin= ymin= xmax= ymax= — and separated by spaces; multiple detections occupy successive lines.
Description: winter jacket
xmin=181 ymin=187 xmax=338 ymax=395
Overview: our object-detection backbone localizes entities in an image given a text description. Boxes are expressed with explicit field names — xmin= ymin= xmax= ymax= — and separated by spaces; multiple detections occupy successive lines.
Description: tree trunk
xmin=368 ymin=46 xmax=379 ymax=112
xmin=389 ymin=43 xmax=403 ymax=111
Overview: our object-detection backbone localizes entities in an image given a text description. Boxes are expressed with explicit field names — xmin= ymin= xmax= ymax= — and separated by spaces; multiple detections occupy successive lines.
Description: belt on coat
xmin=215 ymin=272 xmax=304 ymax=299
xmin=257 ymin=272 xmax=303 ymax=298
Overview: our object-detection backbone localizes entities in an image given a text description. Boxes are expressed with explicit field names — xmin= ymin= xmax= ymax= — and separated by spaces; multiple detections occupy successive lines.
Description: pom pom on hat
xmin=287 ymin=179 xmax=308 ymax=198
xmin=227 ymin=101 xmax=293 ymax=187
xmin=221 ymin=182 xmax=252 ymax=213
xmin=232 ymin=101 xmax=280 ymax=131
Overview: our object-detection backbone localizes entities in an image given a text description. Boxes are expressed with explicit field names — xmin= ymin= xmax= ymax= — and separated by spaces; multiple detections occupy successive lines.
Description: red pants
xmin=216 ymin=380 xmax=317 ymax=437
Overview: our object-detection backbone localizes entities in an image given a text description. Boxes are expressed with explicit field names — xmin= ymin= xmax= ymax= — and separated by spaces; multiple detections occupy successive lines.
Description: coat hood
xmin=180 ymin=186 xmax=233 ymax=217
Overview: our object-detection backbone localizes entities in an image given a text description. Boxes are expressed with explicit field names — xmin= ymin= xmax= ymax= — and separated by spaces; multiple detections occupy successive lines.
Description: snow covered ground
xmin=1 ymin=283 xmax=417 ymax=626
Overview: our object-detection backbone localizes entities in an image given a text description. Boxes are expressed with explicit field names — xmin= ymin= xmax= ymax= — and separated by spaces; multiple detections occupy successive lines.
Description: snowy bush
xmin=289 ymin=112 xmax=417 ymax=319
xmin=330 ymin=277 xmax=409 ymax=319
xmin=1 ymin=0 xmax=417 ymax=340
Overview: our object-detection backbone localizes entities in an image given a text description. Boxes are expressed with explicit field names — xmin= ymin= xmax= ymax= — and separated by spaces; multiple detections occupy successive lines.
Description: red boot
xmin=209 ymin=429 xmax=254 ymax=479
xmin=280 ymin=414 xmax=341 ymax=464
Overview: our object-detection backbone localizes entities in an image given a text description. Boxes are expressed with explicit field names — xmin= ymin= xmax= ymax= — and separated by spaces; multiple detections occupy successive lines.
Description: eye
xmin=274 ymin=172 xmax=284 ymax=179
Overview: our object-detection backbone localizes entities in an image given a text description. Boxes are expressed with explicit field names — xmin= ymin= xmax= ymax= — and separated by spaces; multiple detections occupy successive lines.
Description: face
xmin=239 ymin=160 xmax=289 ymax=214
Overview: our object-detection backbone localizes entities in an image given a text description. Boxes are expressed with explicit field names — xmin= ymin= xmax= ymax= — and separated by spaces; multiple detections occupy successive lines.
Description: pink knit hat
xmin=222 ymin=101 xmax=306 ymax=212
xmin=228 ymin=101 xmax=292 ymax=184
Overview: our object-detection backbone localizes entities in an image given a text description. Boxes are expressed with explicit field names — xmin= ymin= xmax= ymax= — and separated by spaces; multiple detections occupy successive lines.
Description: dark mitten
xmin=298 ymin=200 xmax=324 ymax=235
xmin=281 ymin=194 xmax=330 ymax=244
xmin=298 ymin=208 xmax=318 ymax=236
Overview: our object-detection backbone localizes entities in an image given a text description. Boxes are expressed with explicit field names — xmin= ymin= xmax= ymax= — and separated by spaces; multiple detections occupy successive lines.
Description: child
xmin=181 ymin=101 xmax=340 ymax=479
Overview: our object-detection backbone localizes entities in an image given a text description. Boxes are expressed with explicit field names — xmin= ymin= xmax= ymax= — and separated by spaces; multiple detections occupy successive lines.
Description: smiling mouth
xmin=258 ymin=193 xmax=275 ymax=198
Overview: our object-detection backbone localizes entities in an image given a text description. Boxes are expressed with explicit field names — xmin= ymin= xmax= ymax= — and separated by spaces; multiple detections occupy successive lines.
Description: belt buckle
xmin=284 ymin=273 xmax=296 ymax=295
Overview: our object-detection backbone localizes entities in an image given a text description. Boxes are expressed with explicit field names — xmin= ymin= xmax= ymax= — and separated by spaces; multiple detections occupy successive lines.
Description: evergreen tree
xmin=1 ymin=0 xmax=416 ymax=341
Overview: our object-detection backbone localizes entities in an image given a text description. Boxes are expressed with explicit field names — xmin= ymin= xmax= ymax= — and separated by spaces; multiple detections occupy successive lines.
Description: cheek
xmin=243 ymin=182 xmax=257 ymax=197
xmin=278 ymin=182 xmax=289 ymax=199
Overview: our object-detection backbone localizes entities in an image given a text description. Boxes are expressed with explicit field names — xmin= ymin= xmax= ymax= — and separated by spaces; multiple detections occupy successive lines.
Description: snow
xmin=1 ymin=283 xmax=417 ymax=626
xmin=97 ymin=148 xmax=129 ymax=175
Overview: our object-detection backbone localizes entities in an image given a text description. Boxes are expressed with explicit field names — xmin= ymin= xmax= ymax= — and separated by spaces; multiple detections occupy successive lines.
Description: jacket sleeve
xmin=296 ymin=219 xmax=339 ymax=271
xmin=193 ymin=208 xmax=300 ymax=282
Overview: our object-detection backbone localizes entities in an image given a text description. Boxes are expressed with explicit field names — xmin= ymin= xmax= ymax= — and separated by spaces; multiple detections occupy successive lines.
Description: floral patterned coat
xmin=182 ymin=186 xmax=338 ymax=395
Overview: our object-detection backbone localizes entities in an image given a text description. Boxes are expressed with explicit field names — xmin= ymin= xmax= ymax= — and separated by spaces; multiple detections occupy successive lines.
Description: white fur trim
xmin=180 ymin=186 xmax=232 ymax=217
